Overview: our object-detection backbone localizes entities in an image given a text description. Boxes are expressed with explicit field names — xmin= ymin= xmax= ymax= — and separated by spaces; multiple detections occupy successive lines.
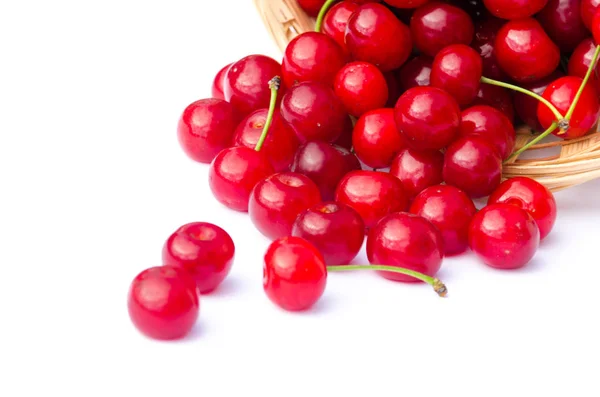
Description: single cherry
xmin=211 ymin=63 xmax=232 ymax=100
xmin=389 ymin=148 xmax=444 ymax=199
xmin=568 ymin=38 xmax=600 ymax=95
xmin=298 ymin=0 xmax=327 ymax=16
xmin=459 ymin=105 xmax=516 ymax=160
xmin=513 ymin=70 xmax=564 ymax=131
xmin=430 ymin=44 xmax=482 ymax=106
xmin=471 ymin=16 xmax=509 ymax=81
xmin=397 ymin=55 xmax=432 ymax=92
xmin=472 ymin=83 xmax=515 ymax=122
xmin=537 ymin=0 xmax=589 ymax=53
xmin=334 ymin=62 xmax=389 ymax=117
xmin=322 ymin=1 xmax=361 ymax=55
xmin=483 ymin=0 xmax=548 ymax=19
xmin=353 ymin=108 xmax=406 ymax=169
xmin=580 ymin=0 xmax=600 ymax=29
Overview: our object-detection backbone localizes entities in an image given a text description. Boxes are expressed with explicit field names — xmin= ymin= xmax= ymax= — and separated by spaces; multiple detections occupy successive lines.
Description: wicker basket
xmin=253 ymin=0 xmax=600 ymax=192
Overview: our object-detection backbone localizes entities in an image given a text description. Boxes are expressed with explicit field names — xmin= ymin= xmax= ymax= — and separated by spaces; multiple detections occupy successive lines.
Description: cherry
xmin=537 ymin=0 xmax=589 ymax=53
xmin=298 ymin=0 xmax=327 ymax=16
xmin=334 ymin=62 xmax=389 ymax=117
xmin=580 ymin=0 xmax=600 ymax=29
xmin=410 ymin=185 xmax=477 ymax=256
xmin=459 ymin=105 xmax=516 ymax=160
xmin=263 ymin=236 xmax=327 ymax=311
xmin=513 ymin=70 xmax=564 ymax=131
xmin=292 ymin=202 xmax=365 ymax=266
xmin=127 ymin=266 xmax=200 ymax=340
xmin=469 ymin=203 xmax=540 ymax=269
xmin=211 ymin=63 xmax=231 ymax=100
xmin=397 ymin=55 xmax=432 ymax=91
xmin=483 ymin=0 xmax=548 ymax=19
xmin=394 ymin=86 xmax=461 ymax=150
xmin=568 ymin=38 xmax=600 ymax=95
xmin=333 ymin=115 xmax=355 ymax=150
xmin=322 ymin=1 xmax=361 ymax=55
xmin=345 ymin=3 xmax=413 ymax=72
xmin=366 ymin=212 xmax=444 ymax=282
xmin=389 ymin=148 xmax=444 ymax=199
xmin=162 ymin=222 xmax=235 ymax=294
xmin=410 ymin=2 xmax=475 ymax=57
xmin=280 ymin=81 xmax=347 ymax=143
xmin=335 ymin=170 xmax=409 ymax=229
xmin=495 ymin=18 xmax=560 ymax=83
xmin=384 ymin=0 xmax=430 ymax=7
xmin=430 ymin=44 xmax=483 ymax=106
xmin=177 ymin=98 xmax=238 ymax=164
xmin=472 ymin=83 xmax=515 ymax=122
xmin=353 ymin=108 xmax=406 ymax=168
xmin=249 ymin=172 xmax=321 ymax=240
xmin=488 ymin=177 xmax=557 ymax=240
xmin=471 ymin=16 xmax=509 ymax=81
xmin=443 ymin=136 xmax=502 ymax=198
xmin=593 ymin=10 xmax=600 ymax=44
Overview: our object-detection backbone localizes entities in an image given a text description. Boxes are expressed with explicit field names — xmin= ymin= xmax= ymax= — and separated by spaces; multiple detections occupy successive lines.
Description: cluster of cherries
xmin=127 ymin=0 xmax=600 ymax=341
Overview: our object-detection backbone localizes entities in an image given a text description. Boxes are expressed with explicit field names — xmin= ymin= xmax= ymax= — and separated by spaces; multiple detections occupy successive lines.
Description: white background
xmin=1 ymin=1 xmax=599 ymax=396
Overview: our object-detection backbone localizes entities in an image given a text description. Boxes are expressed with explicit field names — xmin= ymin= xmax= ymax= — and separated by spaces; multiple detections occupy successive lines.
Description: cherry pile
xmin=127 ymin=0 xmax=600 ymax=341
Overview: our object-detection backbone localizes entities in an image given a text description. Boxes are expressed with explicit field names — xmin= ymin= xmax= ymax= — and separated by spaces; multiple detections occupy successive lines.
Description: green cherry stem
xmin=564 ymin=45 xmax=600 ymax=122
xmin=315 ymin=0 xmax=338 ymax=33
xmin=254 ymin=76 xmax=281 ymax=152
xmin=504 ymin=122 xmax=558 ymax=164
xmin=327 ymin=264 xmax=448 ymax=297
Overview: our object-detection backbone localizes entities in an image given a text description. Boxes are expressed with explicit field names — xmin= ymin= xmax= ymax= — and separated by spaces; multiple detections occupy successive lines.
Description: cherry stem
xmin=254 ymin=76 xmax=281 ymax=152
xmin=315 ymin=0 xmax=337 ymax=33
xmin=504 ymin=121 xmax=558 ymax=164
xmin=564 ymin=45 xmax=600 ymax=122
xmin=327 ymin=264 xmax=448 ymax=297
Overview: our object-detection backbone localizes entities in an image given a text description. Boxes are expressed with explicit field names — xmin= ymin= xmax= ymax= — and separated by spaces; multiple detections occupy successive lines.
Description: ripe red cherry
xmin=495 ymin=18 xmax=560 ymax=83
xmin=353 ymin=108 xmax=406 ymax=169
xmin=297 ymin=0 xmax=327 ymax=16
xmin=459 ymin=105 xmax=516 ymax=160
xmin=410 ymin=2 xmax=475 ymax=57
xmin=334 ymin=62 xmax=389 ymax=117
xmin=128 ymin=266 xmax=200 ymax=340
xmin=280 ymin=81 xmax=348 ymax=143
xmin=397 ymin=55 xmax=433 ymax=92
xmin=233 ymin=109 xmax=299 ymax=172
xmin=472 ymin=84 xmax=515 ymax=122
xmin=367 ymin=212 xmax=444 ymax=282
xmin=224 ymin=55 xmax=284 ymax=117
xmin=536 ymin=0 xmax=589 ymax=53
xmin=162 ymin=222 xmax=235 ymax=294
xmin=335 ymin=170 xmax=410 ymax=229
xmin=471 ymin=17 xmax=509 ymax=80
xmin=410 ymin=184 xmax=477 ymax=256
xmin=443 ymin=136 xmax=502 ymax=198
xmin=384 ymin=0 xmax=430 ymax=7
xmin=513 ymin=70 xmax=564 ymax=131
xmin=394 ymin=86 xmax=461 ymax=150
xmin=292 ymin=202 xmax=365 ymax=266
xmin=389 ymin=148 xmax=444 ymax=199
xmin=177 ymin=98 xmax=238 ymax=164
xmin=593 ymin=10 xmax=600 ymax=44
xmin=580 ymin=0 xmax=600 ymax=29
xmin=322 ymin=1 xmax=361 ymax=55
xmin=469 ymin=203 xmax=540 ymax=269
xmin=249 ymin=172 xmax=321 ymax=240
xmin=568 ymin=38 xmax=600 ymax=94
xmin=430 ymin=44 xmax=482 ymax=106
xmin=263 ymin=236 xmax=327 ymax=311
xmin=538 ymin=76 xmax=600 ymax=139
xmin=209 ymin=146 xmax=274 ymax=212
xmin=345 ymin=3 xmax=413 ymax=72
xmin=211 ymin=63 xmax=231 ymax=100
xmin=483 ymin=0 xmax=548 ymax=19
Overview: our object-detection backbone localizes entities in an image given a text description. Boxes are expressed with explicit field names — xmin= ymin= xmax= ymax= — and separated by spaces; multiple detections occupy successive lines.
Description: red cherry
xmin=353 ymin=108 xmax=406 ymax=168
xmin=334 ymin=62 xmax=389 ymax=117
xmin=384 ymin=0 xmax=430 ymax=7
xmin=397 ymin=55 xmax=433 ymax=91
xmin=162 ymin=222 xmax=235 ymax=294
xmin=263 ymin=236 xmax=327 ymax=311
xmin=292 ymin=202 xmax=365 ymax=266
xmin=209 ymin=146 xmax=274 ymax=212
xmin=488 ymin=177 xmax=557 ymax=240
xmin=513 ymin=70 xmax=564 ymax=131
xmin=443 ymin=136 xmax=502 ymax=198
xmin=430 ymin=44 xmax=482 ymax=106
xmin=593 ymin=10 xmax=600 ymax=44
xmin=127 ymin=266 xmax=199 ymax=340
xmin=469 ymin=203 xmax=540 ymax=269
xmin=495 ymin=18 xmax=560 ymax=83
xmin=249 ymin=172 xmax=321 ymax=240
xmin=410 ymin=2 xmax=475 ymax=57
xmin=345 ymin=3 xmax=413 ymax=72
xmin=537 ymin=76 xmax=600 ymax=139
xmin=472 ymin=83 xmax=515 ymax=122
xmin=568 ymin=38 xmax=600 ymax=95
xmin=298 ymin=0 xmax=327 ymax=16
xmin=280 ymin=81 xmax=348 ymax=143
xmin=580 ymin=0 xmax=600 ymax=29
xmin=459 ymin=105 xmax=516 ymax=160
xmin=394 ymin=86 xmax=461 ymax=150
xmin=483 ymin=0 xmax=548 ymax=19
xmin=211 ymin=63 xmax=231 ymax=100
xmin=335 ymin=170 xmax=410 ymax=229
xmin=333 ymin=115 xmax=355 ymax=150
xmin=471 ymin=17 xmax=509 ymax=80
xmin=322 ymin=1 xmax=361 ymax=55
xmin=389 ymin=148 xmax=444 ymax=199
xmin=367 ymin=212 xmax=444 ymax=282
xmin=537 ymin=0 xmax=589 ymax=53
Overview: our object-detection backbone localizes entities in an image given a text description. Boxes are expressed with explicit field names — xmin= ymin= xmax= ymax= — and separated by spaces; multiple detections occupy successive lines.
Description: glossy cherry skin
xmin=568 ymin=38 xmax=600 ymax=95
xmin=280 ymin=81 xmax=348 ymax=143
xmin=394 ymin=86 xmax=461 ymax=150
xmin=233 ymin=109 xmax=299 ymax=172
xmin=495 ymin=18 xmax=560 ymax=83
xmin=483 ymin=0 xmax=548 ymax=19
xmin=443 ymin=136 xmax=502 ymax=198
xmin=211 ymin=63 xmax=231 ymax=100
xmin=297 ymin=0 xmax=327 ymax=16
xmin=224 ymin=55 xmax=284 ymax=117
xmin=513 ymin=70 xmax=564 ymax=131
xmin=177 ymin=98 xmax=238 ymax=164
xmin=489 ymin=177 xmax=557 ymax=240
xmin=322 ymin=1 xmax=361 ymax=55
xmin=472 ymin=84 xmax=515 ymax=122
xmin=538 ymin=76 xmax=600 ymax=139
xmin=397 ymin=55 xmax=432 ymax=91
xmin=263 ymin=236 xmax=327 ymax=311
xmin=459 ymin=105 xmax=516 ymax=160
xmin=334 ymin=62 xmax=389 ymax=117
xmin=353 ymin=108 xmax=406 ymax=168
xmin=537 ymin=0 xmax=588 ymax=52
xmin=162 ymin=222 xmax=235 ymax=294
xmin=127 ymin=266 xmax=200 ymax=340
xmin=292 ymin=202 xmax=365 ymax=266
xmin=580 ymin=0 xmax=600 ymax=29
xmin=209 ymin=147 xmax=275 ymax=212
xmin=469 ymin=203 xmax=540 ymax=269
xmin=410 ymin=2 xmax=475 ymax=57
xmin=367 ymin=212 xmax=444 ymax=282
xmin=345 ymin=3 xmax=413 ymax=72
xmin=472 ymin=17 xmax=509 ymax=81
xmin=430 ymin=44 xmax=483 ymax=106
xmin=593 ymin=10 xmax=600 ymax=44
xmin=389 ymin=148 xmax=444 ymax=199
xmin=249 ymin=172 xmax=321 ymax=240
